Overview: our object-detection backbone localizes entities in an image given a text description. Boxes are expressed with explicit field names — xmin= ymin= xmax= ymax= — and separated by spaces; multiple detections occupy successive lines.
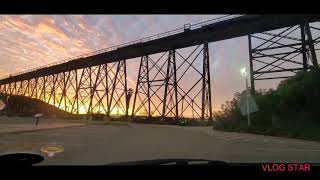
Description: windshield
xmin=0 ymin=14 xmax=320 ymax=165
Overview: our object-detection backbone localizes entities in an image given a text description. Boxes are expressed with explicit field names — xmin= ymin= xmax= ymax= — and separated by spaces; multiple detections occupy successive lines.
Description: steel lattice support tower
xmin=132 ymin=43 xmax=213 ymax=120
xmin=248 ymin=22 xmax=320 ymax=94
xmin=202 ymin=42 xmax=213 ymax=122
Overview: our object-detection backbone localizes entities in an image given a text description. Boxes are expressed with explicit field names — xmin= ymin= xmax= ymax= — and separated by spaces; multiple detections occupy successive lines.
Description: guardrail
xmin=0 ymin=14 xmax=243 ymax=80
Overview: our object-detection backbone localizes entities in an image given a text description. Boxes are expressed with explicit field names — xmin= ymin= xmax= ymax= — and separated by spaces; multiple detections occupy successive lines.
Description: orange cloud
xmin=36 ymin=23 xmax=69 ymax=41
xmin=0 ymin=69 xmax=10 ymax=77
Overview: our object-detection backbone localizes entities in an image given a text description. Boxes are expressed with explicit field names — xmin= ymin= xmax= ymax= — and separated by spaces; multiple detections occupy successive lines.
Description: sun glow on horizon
xmin=78 ymin=105 xmax=87 ymax=114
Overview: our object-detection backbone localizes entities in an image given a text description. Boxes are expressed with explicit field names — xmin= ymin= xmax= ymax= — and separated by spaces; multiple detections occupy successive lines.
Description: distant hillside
xmin=0 ymin=94 xmax=75 ymax=118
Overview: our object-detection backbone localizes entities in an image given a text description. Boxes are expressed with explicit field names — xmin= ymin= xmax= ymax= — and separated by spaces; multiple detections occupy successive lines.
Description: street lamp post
xmin=241 ymin=67 xmax=250 ymax=127
xmin=5 ymin=96 xmax=10 ymax=116
xmin=126 ymin=88 xmax=133 ymax=117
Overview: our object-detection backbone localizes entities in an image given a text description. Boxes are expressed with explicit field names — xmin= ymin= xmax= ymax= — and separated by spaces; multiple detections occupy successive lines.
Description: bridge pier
xmin=132 ymin=43 xmax=213 ymax=120
xmin=202 ymin=42 xmax=213 ymax=122
xmin=248 ymin=22 xmax=320 ymax=94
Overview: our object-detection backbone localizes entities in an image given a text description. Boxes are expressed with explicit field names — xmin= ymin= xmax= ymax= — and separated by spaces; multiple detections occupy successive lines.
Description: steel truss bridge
xmin=0 ymin=15 xmax=319 ymax=120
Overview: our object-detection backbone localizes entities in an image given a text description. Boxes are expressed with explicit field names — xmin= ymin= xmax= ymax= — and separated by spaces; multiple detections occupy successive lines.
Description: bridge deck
xmin=1 ymin=15 xmax=320 ymax=84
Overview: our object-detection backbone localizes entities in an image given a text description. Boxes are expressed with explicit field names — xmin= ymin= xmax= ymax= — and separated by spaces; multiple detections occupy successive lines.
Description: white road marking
xmin=256 ymin=147 xmax=320 ymax=152
xmin=214 ymin=134 xmax=242 ymax=139
xmin=215 ymin=136 xmax=242 ymax=141
xmin=212 ymin=133 xmax=286 ymax=144
xmin=241 ymin=137 xmax=257 ymax=142
xmin=228 ymin=136 xmax=249 ymax=140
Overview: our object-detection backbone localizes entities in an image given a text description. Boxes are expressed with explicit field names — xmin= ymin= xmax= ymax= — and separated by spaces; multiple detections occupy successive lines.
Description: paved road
xmin=0 ymin=123 xmax=320 ymax=165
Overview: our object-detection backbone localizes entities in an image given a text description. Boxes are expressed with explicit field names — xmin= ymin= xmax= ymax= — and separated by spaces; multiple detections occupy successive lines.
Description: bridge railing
xmin=1 ymin=14 xmax=243 ymax=80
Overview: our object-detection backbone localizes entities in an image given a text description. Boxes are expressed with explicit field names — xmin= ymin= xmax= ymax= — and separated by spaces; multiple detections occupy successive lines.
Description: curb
xmin=0 ymin=124 xmax=86 ymax=136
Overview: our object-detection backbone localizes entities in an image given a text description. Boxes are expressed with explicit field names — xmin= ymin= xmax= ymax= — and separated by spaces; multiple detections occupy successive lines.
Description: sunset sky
xmin=0 ymin=15 xmax=318 ymax=111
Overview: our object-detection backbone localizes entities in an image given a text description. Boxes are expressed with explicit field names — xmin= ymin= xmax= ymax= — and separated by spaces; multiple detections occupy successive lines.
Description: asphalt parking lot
xmin=1 ymin=120 xmax=320 ymax=165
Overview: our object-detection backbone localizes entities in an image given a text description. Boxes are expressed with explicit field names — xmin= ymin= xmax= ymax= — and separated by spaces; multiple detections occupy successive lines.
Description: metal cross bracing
xmin=131 ymin=43 xmax=213 ymax=120
xmin=248 ymin=22 xmax=320 ymax=94
xmin=0 ymin=60 xmax=129 ymax=117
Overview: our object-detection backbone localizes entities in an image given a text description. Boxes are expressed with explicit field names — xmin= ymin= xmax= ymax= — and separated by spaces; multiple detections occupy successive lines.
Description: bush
xmin=213 ymin=69 xmax=320 ymax=140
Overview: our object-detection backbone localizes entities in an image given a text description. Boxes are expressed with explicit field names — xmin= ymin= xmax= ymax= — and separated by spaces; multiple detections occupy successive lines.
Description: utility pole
xmin=5 ymin=96 xmax=10 ymax=116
